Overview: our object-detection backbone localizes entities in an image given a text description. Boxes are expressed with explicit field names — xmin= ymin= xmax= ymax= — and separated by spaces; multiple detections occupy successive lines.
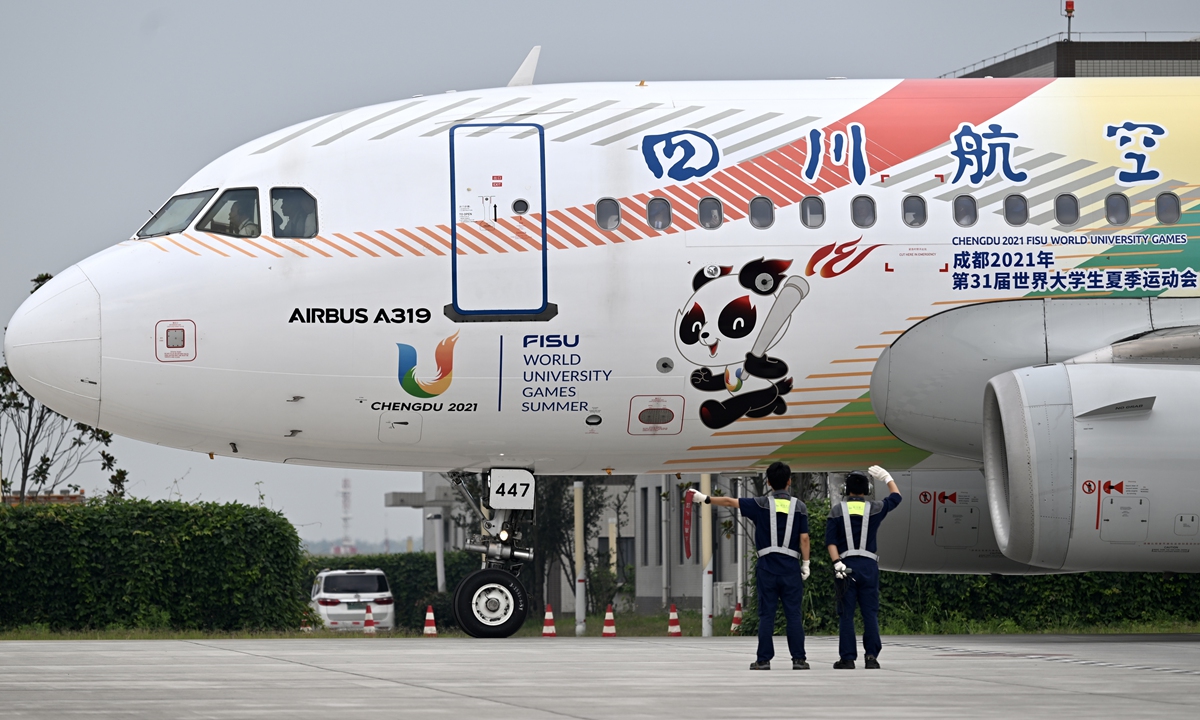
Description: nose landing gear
xmin=447 ymin=469 xmax=536 ymax=638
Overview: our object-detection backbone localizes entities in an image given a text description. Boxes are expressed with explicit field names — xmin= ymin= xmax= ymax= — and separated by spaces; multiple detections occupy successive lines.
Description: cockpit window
xmin=271 ymin=188 xmax=318 ymax=238
xmin=196 ymin=188 xmax=261 ymax=238
xmin=137 ymin=189 xmax=217 ymax=238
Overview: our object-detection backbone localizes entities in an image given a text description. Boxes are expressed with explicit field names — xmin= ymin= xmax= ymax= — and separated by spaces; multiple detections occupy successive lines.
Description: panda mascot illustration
xmin=675 ymin=258 xmax=810 ymax=430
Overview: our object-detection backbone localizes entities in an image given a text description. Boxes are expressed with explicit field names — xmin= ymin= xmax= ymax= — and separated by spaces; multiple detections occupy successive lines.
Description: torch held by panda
xmin=751 ymin=276 xmax=809 ymax=357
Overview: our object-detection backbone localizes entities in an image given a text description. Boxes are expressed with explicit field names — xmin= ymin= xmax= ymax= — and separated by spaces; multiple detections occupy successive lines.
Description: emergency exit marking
xmin=492 ymin=174 xmax=503 ymax=188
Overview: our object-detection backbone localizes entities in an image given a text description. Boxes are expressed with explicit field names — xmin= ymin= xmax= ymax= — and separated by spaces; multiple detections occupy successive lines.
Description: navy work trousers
xmin=838 ymin=556 xmax=881 ymax=661
xmin=755 ymin=566 xmax=805 ymax=663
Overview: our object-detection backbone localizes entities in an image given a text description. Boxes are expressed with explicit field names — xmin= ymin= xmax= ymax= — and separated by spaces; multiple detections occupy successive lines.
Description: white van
xmin=310 ymin=569 xmax=395 ymax=630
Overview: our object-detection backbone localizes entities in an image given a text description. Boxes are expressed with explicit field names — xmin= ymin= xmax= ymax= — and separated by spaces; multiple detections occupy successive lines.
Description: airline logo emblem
xmin=397 ymin=332 xmax=459 ymax=398
xmin=641 ymin=130 xmax=719 ymax=181
xmin=805 ymin=237 xmax=882 ymax=278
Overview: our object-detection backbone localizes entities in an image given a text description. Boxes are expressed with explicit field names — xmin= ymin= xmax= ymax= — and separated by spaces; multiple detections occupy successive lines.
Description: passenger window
xmin=953 ymin=195 xmax=978 ymax=227
xmin=137 ymin=189 xmax=217 ymax=238
xmin=1003 ymin=194 xmax=1029 ymax=226
xmin=851 ymin=195 xmax=876 ymax=228
xmin=749 ymin=197 xmax=774 ymax=229
xmin=647 ymin=198 xmax=672 ymax=229
xmin=196 ymin=188 xmax=260 ymax=238
xmin=1054 ymin=194 xmax=1079 ymax=226
xmin=270 ymin=188 xmax=318 ymax=239
xmin=902 ymin=195 xmax=926 ymax=228
xmin=595 ymin=198 xmax=621 ymax=230
xmin=698 ymin=197 xmax=723 ymax=229
xmin=1106 ymin=193 xmax=1131 ymax=226
xmin=800 ymin=196 xmax=825 ymax=228
xmin=1157 ymin=192 xmax=1182 ymax=224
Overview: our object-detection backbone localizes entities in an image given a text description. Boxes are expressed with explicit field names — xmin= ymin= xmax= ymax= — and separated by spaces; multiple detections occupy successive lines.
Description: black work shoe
xmin=865 ymin=655 xmax=880 ymax=669
xmin=833 ymin=659 xmax=855 ymax=669
xmin=749 ymin=660 xmax=771 ymax=670
xmin=792 ymin=658 xmax=810 ymax=670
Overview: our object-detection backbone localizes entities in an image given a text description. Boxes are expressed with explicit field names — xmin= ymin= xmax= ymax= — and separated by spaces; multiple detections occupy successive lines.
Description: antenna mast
xmin=334 ymin=478 xmax=357 ymax=555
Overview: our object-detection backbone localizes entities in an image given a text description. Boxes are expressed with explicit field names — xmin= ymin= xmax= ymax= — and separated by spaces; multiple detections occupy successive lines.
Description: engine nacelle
xmin=871 ymin=297 xmax=1200 ymax=461
xmin=983 ymin=362 xmax=1200 ymax=571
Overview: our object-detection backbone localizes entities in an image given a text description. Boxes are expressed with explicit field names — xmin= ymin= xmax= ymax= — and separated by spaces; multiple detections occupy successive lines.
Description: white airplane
xmin=8 ymin=48 xmax=1200 ymax=636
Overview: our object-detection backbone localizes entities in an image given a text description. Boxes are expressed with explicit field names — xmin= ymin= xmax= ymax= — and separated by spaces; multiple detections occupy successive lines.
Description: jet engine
xmin=984 ymin=329 xmax=1200 ymax=571
xmin=873 ymin=299 xmax=1200 ymax=572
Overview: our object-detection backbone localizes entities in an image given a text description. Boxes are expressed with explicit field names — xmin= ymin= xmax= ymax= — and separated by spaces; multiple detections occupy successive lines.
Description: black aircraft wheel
xmin=450 ymin=575 xmax=465 ymax=629
xmin=453 ymin=568 xmax=528 ymax=638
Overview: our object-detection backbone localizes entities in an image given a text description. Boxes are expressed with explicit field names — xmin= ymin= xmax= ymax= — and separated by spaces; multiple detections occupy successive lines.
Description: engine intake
xmin=983 ymin=364 xmax=1074 ymax=569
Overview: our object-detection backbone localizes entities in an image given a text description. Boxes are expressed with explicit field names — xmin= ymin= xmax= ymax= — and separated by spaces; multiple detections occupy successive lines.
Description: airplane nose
xmin=3 ymin=265 xmax=102 ymax=426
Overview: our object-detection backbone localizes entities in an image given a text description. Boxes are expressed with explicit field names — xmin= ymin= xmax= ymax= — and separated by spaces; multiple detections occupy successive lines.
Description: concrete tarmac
xmin=1 ymin=634 xmax=1198 ymax=718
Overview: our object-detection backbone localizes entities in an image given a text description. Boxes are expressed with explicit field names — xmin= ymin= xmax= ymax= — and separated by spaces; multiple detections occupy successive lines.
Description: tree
xmin=590 ymin=481 xmax=635 ymax=611
xmin=0 ymin=274 xmax=126 ymax=502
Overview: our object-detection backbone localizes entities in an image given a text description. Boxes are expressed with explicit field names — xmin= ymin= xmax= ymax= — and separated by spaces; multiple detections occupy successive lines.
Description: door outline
xmin=446 ymin=123 xmax=557 ymax=322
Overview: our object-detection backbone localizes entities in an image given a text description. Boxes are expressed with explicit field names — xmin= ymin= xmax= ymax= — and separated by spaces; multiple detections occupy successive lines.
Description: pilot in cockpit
xmin=228 ymin=199 xmax=259 ymax=237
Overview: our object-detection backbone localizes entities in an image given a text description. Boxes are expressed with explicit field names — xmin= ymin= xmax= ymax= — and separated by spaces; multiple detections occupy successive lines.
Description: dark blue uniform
xmin=825 ymin=492 xmax=902 ymax=662
xmin=738 ymin=491 xmax=809 ymax=664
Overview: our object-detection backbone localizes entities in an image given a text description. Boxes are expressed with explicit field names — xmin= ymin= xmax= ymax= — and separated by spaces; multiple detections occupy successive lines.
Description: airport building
xmin=943 ymin=32 xmax=1200 ymax=78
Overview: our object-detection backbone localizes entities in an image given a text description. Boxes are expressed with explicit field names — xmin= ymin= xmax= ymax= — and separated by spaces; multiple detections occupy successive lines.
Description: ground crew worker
xmin=692 ymin=461 xmax=810 ymax=670
xmin=826 ymin=465 xmax=902 ymax=669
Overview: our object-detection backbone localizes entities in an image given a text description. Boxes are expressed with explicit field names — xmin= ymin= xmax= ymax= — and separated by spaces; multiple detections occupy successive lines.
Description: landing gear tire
xmin=453 ymin=568 xmax=528 ymax=638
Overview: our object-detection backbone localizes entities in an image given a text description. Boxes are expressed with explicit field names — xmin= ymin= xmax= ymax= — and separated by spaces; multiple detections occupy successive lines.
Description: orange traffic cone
xmin=730 ymin=602 xmax=743 ymax=634
xmin=364 ymin=605 xmax=376 ymax=635
xmin=423 ymin=605 xmax=438 ymax=636
xmin=602 ymin=604 xmax=617 ymax=637
xmin=542 ymin=604 xmax=557 ymax=637
xmin=667 ymin=604 xmax=682 ymax=636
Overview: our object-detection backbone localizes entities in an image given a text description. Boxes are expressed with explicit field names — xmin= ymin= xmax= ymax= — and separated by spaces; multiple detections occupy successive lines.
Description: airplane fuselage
xmin=10 ymin=77 xmax=1200 ymax=573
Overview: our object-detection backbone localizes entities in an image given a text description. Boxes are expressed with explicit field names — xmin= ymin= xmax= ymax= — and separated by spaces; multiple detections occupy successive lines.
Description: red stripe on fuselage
xmin=823 ymin=78 xmax=1054 ymax=179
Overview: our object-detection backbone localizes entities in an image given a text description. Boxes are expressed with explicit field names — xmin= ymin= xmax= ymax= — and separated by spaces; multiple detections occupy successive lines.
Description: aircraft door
xmin=448 ymin=123 xmax=554 ymax=320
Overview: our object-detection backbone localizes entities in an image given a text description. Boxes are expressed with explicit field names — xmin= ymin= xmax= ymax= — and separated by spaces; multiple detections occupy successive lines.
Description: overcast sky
xmin=3 ymin=0 xmax=1199 ymax=543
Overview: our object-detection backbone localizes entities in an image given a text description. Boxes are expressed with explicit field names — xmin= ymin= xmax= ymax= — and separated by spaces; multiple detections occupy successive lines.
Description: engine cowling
xmin=983 ymin=359 xmax=1200 ymax=571
xmin=871 ymin=297 xmax=1200 ymax=461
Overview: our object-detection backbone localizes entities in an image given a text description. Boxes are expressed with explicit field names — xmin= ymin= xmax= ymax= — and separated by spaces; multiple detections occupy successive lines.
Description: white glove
xmin=833 ymin=561 xmax=848 ymax=580
xmin=801 ymin=560 xmax=810 ymax=580
xmin=868 ymin=465 xmax=893 ymax=484
xmin=688 ymin=489 xmax=709 ymax=504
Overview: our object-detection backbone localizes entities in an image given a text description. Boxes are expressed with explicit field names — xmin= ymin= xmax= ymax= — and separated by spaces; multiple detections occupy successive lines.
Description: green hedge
xmin=304 ymin=551 xmax=480 ymax=630
xmin=743 ymin=499 xmax=1200 ymax=635
xmin=0 ymin=499 xmax=308 ymax=631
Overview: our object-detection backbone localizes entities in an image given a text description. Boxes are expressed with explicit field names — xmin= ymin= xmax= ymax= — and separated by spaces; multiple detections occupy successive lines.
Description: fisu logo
xmin=397 ymin=332 xmax=459 ymax=398
xmin=641 ymin=130 xmax=720 ymax=181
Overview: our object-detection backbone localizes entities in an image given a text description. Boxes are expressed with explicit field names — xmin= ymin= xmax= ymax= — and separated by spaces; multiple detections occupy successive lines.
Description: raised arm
xmin=868 ymin=465 xmax=900 ymax=497
xmin=688 ymin=489 xmax=738 ymax=508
